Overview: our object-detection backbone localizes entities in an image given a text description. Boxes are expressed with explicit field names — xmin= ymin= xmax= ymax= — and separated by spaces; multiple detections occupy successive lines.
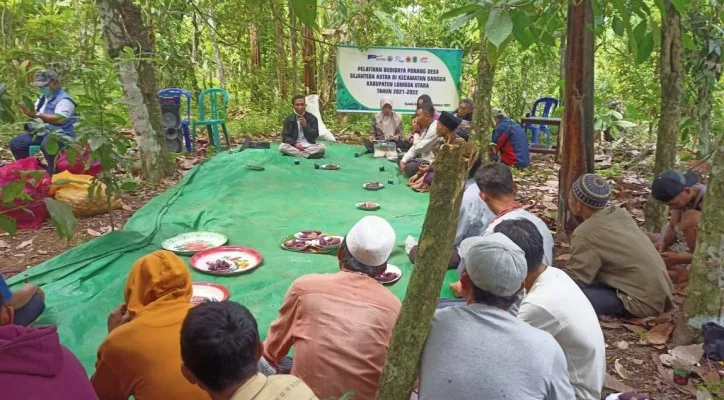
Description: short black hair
xmin=468 ymin=153 xmax=483 ymax=180
xmin=417 ymin=94 xmax=432 ymax=105
xmin=181 ymin=301 xmax=260 ymax=392
xmin=417 ymin=103 xmax=435 ymax=118
xmin=291 ymin=94 xmax=305 ymax=105
xmin=471 ymin=286 xmax=519 ymax=308
xmin=493 ymin=219 xmax=544 ymax=272
xmin=339 ymin=239 xmax=386 ymax=277
xmin=475 ymin=162 xmax=514 ymax=197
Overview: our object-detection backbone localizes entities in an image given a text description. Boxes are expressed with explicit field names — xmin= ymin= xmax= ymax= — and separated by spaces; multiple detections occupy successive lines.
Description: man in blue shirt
xmin=489 ymin=108 xmax=530 ymax=169
xmin=0 ymin=276 xmax=45 ymax=326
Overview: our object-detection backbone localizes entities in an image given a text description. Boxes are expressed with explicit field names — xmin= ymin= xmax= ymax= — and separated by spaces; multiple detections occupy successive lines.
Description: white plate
xmin=320 ymin=164 xmax=340 ymax=170
xmin=363 ymin=182 xmax=384 ymax=190
xmin=376 ymin=264 xmax=402 ymax=285
xmin=191 ymin=282 xmax=230 ymax=304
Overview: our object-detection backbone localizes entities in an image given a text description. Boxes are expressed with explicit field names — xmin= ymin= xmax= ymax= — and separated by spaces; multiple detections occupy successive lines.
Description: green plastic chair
xmin=191 ymin=88 xmax=231 ymax=150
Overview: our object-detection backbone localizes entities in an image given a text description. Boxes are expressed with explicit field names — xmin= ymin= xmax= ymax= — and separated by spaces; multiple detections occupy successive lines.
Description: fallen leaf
xmin=556 ymin=253 xmax=571 ymax=261
xmin=623 ymin=323 xmax=648 ymax=335
xmin=669 ymin=344 xmax=704 ymax=366
xmin=645 ymin=323 xmax=674 ymax=345
xmin=0 ymin=240 xmax=8 ymax=249
xmin=14 ymin=253 xmax=24 ymax=257
xmin=604 ymin=372 xmax=635 ymax=393
xmin=615 ymin=359 xmax=635 ymax=380
xmin=660 ymin=353 xmax=676 ymax=367
xmin=696 ymin=390 xmax=714 ymax=400
xmin=692 ymin=366 xmax=721 ymax=385
xmin=631 ymin=358 xmax=644 ymax=365
xmin=37 ymin=250 xmax=48 ymax=255
xmin=616 ymin=340 xmax=630 ymax=350
xmin=87 ymin=229 xmax=101 ymax=237
xmin=652 ymin=352 xmax=672 ymax=381
xmin=543 ymin=201 xmax=558 ymax=210
xmin=16 ymin=239 xmax=34 ymax=250
xmin=600 ymin=321 xmax=622 ymax=329
xmin=100 ymin=226 xmax=112 ymax=233
xmin=179 ymin=158 xmax=197 ymax=170
xmin=121 ymin=203 xmax=132 ymax=211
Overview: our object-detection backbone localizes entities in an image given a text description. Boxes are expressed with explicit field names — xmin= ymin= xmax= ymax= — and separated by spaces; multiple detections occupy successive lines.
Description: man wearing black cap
xmin=407 ymin=111 xmax=465 ymax=192
xmin=649 ymin=170 xmax=706 ymax=280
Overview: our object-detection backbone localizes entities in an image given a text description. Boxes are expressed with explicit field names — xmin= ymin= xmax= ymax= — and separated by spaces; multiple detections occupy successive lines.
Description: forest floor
xmin=0 ymin=128 xmax=718 ymax=399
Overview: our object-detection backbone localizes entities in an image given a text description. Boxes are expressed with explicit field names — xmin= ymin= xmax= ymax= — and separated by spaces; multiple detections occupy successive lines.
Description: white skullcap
xmin=345 ymin=216 xmax=396 ymax=266
xmin=459 ymin=233 xmax=527 ymax=296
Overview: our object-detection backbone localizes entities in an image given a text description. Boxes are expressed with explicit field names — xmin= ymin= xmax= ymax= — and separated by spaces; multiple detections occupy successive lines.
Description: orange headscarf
xmin=124 ymin=250 xmax=192 ymax=315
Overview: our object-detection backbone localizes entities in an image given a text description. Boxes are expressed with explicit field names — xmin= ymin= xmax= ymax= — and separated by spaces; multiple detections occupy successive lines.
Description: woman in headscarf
xmin=453 ymin=98 xmax=473 ymax=141
xmin=91 ymin=250 xmax=208 ymax=400
xmin=364 ymin=96 xmax=403 ymax=154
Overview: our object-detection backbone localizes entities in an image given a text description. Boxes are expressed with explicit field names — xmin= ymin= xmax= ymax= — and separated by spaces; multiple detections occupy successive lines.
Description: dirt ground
xmin=0 ymin=137 xmax=719 ymax=399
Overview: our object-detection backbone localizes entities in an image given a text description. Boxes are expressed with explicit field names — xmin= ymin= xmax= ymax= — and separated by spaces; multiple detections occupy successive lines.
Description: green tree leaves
xmin=486 ymin=8 xmax=513 ymax=48
xmin=44 ymin=198 xmax=77 ymax=240
xmin=289 ymin=0 xmax=317 ymax=29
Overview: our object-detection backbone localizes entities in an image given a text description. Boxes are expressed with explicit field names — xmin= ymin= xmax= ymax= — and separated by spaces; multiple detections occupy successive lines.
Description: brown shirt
xmin=566 ymin=206 xmax=674 ymax=317
xmin=264 ymin=272 xmax=401 ymax=400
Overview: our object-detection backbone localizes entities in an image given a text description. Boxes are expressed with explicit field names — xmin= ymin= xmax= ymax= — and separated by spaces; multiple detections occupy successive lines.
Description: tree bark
xmin=289 ymin=1 xmax=299 ymax=95
xmin=557 ymin=0 xmax=595 ymax=236
xmin=250 ymin=24 xmax=261 ymax=102
xmin=301 ymin=24 xmax=316 ymax=94
xmin=470 ymin=34 xmax=495 ymax=146
xmin=685 ymin=140 xmax=724 ymax=327
xmin=644 ymin=0 xmax=684 ymax=233
xmin=97 ymin=0 xmax=168 ymax=182
xmin=376 ymin=142 xmax=479 ymax=400
xmin=275 ymin=16 xmax=287 ymax=100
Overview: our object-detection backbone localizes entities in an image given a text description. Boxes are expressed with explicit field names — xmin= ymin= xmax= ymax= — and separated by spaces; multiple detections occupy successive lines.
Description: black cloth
xmin=578 ymin=281 xmax=632 ymax=317
xmin=282 ymin=112 xmax=319 ymax=145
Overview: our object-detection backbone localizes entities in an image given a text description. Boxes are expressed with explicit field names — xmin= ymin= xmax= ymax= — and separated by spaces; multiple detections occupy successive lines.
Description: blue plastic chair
xmin=524 ymin=97 xmax=558 ymax=145
xmin=191 ymin=88 xmax=230 ymax=150
xmin=158 ymin=88 xmax=193 ymax=152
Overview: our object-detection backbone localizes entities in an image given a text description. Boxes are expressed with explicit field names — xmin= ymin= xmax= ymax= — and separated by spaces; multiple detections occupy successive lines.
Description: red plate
xmin=191 ymin=282 xmax=230 ymax=304
xmin=190 ymin=246 xmax=263 ymax=276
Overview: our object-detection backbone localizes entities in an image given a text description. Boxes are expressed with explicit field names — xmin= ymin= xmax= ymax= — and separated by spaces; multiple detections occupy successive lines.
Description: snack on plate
xmin=317 ymin=236 xmax=342 ymax=247
xmin=298 ymin=230 xmax=322 ymax=240
xmin=191 ymin=296 xmax=210 ymax=304
xmin=178 ymin=241 xmax=213 ymax=252
xmin=206 ymin=259 xmax=234 ymax=272
xmin=359 ymin=202 xmax=379 ymax=209
xmin=376 ymin=271 xmax=400 ymax=283
xmin=284 ymin=239 xmax=310 ymax=249
xmin=323 ymin=164 xmax=338 ymax=169
xmin=365 ymin=182 xmax=382 ymax=188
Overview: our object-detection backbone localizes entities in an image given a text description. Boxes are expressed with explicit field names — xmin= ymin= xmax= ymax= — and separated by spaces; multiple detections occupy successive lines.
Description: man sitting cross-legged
xmin=263 ymin=216 xmax=401 ymax=400
xmin=567 ymin=173 xmax=674 ymax=318
xmin=181 ymin=301 xmax=317 ymax=400
xmin=418 ymin=233 xmax=574 ymax=400
xmin=279 ymin=95 xmax=326 ymax=159
xmin=495 ymin=218 xmax=605 ymax=400
xmin=399 ymin=103 xmax=441 ymax=178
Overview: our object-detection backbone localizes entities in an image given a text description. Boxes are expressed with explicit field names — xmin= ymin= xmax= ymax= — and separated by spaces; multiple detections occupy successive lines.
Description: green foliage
xmin=44 ymin=198 xmax=76 ymax=239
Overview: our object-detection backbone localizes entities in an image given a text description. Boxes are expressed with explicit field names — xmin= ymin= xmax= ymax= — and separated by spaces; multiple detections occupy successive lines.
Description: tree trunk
xmin=557 ymin=0 xmax=595 ymax=236
xmin=559 ymin=34 xmax=566 ymax=107
xmin=644 ymin=0 xmax=684 ymax=233
xmin=250 ymin=24 xmax=261 ymax=102
xmin=470 ymin=34 xmax=495 ymax=146
xmin=275 ymin=16 xmax=287 ymax=100
xmin=376 ymin=142 xmax=479 ymax=400
xmin=289 ymin=1 xmax=299 ymax=95
xmin=209 ymin=15 xmax=225 ymax=88
xmin=97 ymin=0 xmax=168 ymax=182
xmin=301 ymin=24 xmax=316 ymax=94
xmin=685 ymin=141 xmax=724 ymax=327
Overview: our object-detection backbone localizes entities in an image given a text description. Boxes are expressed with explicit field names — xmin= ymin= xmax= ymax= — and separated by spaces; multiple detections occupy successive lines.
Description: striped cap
xmin=572 ymin=174 xmax=611 ymax=209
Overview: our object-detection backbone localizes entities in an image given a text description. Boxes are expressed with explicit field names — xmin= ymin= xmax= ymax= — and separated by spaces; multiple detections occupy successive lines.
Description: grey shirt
xmin=454 ymin=179 xmax=494 ymax=247
xmin=419 ymin=303 xmax=574 ymax=400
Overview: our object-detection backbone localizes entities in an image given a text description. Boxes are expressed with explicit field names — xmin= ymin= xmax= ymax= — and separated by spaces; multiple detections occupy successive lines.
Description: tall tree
xmin=275 ymin=14 xmax=288 ymax=100
xmin=301 ymin=24 xmax=316 ymax=93
xmin=289 ymin=1 xmax=299 ymax=95
xmin=209 ymin=14 xmax=225 ymax=88
xmin=644 ymin=0 xmax=685 ymax=233
xmin=470 ymin=38 xmax=495 ymax=145
xmin=97 ymin=0 xmax=168 ymax=182
xmin=557 ymin=0 xmax=595 ymax=235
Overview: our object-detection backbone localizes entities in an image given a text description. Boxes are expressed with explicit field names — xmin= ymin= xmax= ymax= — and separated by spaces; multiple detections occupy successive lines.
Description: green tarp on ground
xmin=8 ymin=142 xmax=459 ymax=372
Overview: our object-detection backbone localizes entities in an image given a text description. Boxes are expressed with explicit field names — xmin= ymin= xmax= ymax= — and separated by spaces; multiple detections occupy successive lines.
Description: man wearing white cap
xmin=419 ymin=233 xmax=573 ymax=400
xmin=263 ymin=216 xmax=401 ymax=400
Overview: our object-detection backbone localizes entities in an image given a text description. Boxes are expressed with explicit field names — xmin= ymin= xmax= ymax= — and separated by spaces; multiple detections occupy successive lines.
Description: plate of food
xmin=295 ymin=230 xmax=323 ymax=240
xmin=363 ymin=182 xmax=384 ymax=191
xmin=281 ymin=238 xmax=311 ymax=252
xmin=246 ymin=164 xmax=265 ymax=171
xmin=376 ymin=264 xmax=402 ymax=285
xmin=314 ymin=235 xmax=343 ymax=249
xmin=357 ymin=202 xmax=380 ymax=211
xmin=190 ymin=246 xmax=263 ymax=276
xmin=161 ymin=232 xmax=228 ymax=255
xmin=191 ymin=282 xmax=230 ymax=304
xmin=321 ymin=164 xmax=340 ymax=170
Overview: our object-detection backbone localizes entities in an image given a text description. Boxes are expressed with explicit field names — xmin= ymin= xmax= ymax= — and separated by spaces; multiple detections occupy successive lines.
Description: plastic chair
xmin=191 ymin=88 xmax=230 ymax=150
xmin=158 ymin=88 xmax=193 ymax=152
xmin=524 ymin=97 xmax=558 ymax=145
xmin=29 ymin=145 xmax=41 ymax=156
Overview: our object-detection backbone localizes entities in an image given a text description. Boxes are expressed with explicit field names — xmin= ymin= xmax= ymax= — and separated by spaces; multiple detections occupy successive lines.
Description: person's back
xmin=519 ymin=266 xmax=606 ymax=400
xmin=0 ymin=324 xmax=97 ymax=400
xmin=419 ymin=304 xmax=570 ymax=400
xmin=492 ymin=115 xmax=530 ymax=168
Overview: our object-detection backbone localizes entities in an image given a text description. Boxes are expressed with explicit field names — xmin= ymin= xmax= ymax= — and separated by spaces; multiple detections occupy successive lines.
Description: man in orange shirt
xmin=91 ymin=251 xmax=208 ymax=400
xmin=263 ymin=216 xmax=401 ymax=400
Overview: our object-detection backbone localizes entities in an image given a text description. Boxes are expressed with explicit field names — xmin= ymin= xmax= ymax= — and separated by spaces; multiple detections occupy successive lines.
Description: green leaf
xmin=90 ymin=136 xmax=106 ymax=151
xmin=511 ymin=13 xmax=533 ymax=48
xmin=21 ymin=96 xmax=35 ymax=109
xmin=636 ymin=33 xmax=654 ymax=64
xmin=45 ymin=136 xmax=59 ymax=155
xmin=612 ymin=16 xmax=624 ymax=36
xmin=613 ymin=120 xmax=638 ymax=128
xmin=450 ymin=13 xmax=477 ymax=31
xmin=289 ymin=0 xmax=317 ymax=29
xmin=2 ymin=180 xmax=26 ymax=204
xmin=653 ymin=0 xmax=665 ymax=14
xmin=485 ymin=8 xmax=513 ymax=48
xmin=0 ymin=214 xmax=17 ymax=235
xmin=44 ymin=198 xmax=76 ymax=239
xmin=441 ymin=4 xmax=483 ymax=20
xmin=374 ymin=10 xmax=404 ymax=42
xmin=682 ymin=33 xmax=696 ymax=50
xmin=669 ymin=0 xmax=688 ymax=14
xmin=121 ymin=180 xmax=138 ymax=191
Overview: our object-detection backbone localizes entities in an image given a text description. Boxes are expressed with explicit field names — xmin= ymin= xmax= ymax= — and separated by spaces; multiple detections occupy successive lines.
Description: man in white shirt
xmin=10 ymin=70 xmax=77 ymax=173
xmin=495 ymin=218 xmax=605 ymax=400
xmin=399 ymin=103 xmax=440 ymax=177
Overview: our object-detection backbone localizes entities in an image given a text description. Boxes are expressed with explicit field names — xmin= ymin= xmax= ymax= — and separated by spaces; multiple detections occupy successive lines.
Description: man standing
xmin=10 ymin=70 xmax=77 ymax=174
xmin=279 ymin=95 xmax=326 ymax=159
xmin=399 ymin=103 xmax=440 ymax=177
xmin=489 ymin=108 xmax=530 ymax=168
xmin=418 ymin=233 xmax=574 ymax=400
xmin=567 ymin=174 xmax=674 ymax=317
xmin=263 ymin=216 xmax=400 ymax=400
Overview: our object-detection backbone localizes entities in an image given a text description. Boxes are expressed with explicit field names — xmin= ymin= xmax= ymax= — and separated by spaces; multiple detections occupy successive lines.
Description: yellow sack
xmin=50 ymin=171 xmax=123 ymax=217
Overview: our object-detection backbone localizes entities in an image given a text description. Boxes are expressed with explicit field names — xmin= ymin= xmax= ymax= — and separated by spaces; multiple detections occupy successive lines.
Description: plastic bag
xmin=56 ymin=147 xmax=102 ymax=176
xmin=0 ymin=157 xmax=51 ymax=229
xmin=305 ymin=94 xmax=336 ymax=142
xmin=50 ymin=171 xmax=122 ymax=217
